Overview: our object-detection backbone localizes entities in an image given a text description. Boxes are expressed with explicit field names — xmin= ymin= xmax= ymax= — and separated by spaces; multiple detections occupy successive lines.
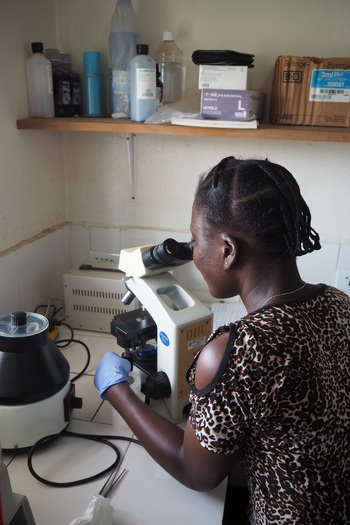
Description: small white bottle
xmin=130 ymin=44 xmax=156 ymax=122
xmin=26 ymin=42 xmax=55 ymax=118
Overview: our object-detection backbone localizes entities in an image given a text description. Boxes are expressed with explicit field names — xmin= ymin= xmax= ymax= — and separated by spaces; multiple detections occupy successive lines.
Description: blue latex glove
xmin=94 ymin=351 xmax=131 ymax=400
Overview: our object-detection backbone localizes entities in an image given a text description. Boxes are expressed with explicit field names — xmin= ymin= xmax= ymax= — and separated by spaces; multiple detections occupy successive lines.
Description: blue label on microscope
xmin=159 ymin=331 xmax=170 ymax=346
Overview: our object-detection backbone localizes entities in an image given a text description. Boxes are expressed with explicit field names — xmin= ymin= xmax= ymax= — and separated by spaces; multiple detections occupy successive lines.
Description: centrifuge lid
xmin=0 ymin=311 xmax=48 ymax=338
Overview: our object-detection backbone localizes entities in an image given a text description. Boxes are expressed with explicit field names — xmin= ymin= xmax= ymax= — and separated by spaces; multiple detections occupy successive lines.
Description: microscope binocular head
xmin=119 ymin=238 xmax=194 ymax=278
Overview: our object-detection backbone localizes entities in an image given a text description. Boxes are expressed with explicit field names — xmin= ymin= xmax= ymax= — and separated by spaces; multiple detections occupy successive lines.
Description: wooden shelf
xmin=16 ymin=117 xmax=350 ymax=143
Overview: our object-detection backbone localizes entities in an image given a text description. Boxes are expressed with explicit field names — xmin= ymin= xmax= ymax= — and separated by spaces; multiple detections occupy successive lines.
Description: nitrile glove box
xmin=201 ymin=89 xmax=265 ymax=120
xmin=198 ymin=65 xmax=248 ymax=90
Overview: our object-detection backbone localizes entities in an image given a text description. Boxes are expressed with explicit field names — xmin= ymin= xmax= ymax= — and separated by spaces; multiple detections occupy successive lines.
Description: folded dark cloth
xmin=192 ymin=49 xmax=255 ymax=67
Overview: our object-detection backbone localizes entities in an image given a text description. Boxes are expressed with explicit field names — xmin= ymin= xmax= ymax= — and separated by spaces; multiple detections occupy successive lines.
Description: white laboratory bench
xmin=2 ymin=328 xmax=226 ymax=525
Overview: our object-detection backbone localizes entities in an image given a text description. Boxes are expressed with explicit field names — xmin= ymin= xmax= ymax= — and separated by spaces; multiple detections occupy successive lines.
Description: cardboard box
xmin=270 ymin=56 xmax=350 ymax=127
xmin=201 ymin=89 xmax=265 ymax=120
xmin=198 ymin=65 xmax=248 ymax=90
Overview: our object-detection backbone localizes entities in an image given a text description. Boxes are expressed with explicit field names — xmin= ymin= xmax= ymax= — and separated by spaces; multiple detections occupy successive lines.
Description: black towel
xmin=192 ymin=49 xmax=255 ymax=67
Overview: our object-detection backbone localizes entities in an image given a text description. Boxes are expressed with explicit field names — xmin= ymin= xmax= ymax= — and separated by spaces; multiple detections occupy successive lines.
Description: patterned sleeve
xmin=187 ymin=322 xmax=263 ymax=455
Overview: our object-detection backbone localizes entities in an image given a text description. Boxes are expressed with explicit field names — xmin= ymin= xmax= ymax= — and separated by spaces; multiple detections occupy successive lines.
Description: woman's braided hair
xmin=194 ymin=157 xmax=321 ymax=258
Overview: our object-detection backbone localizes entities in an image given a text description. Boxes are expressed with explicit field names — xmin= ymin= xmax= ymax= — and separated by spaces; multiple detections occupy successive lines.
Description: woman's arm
xmin=104 ymin=381 xmax=239 ymax=491
xmin=96 ymin=331 xmax=239 ymax=491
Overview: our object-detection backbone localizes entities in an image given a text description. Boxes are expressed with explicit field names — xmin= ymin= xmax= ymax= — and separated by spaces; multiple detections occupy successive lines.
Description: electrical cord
xmin=34 ymin=299 xmax=65 ymax=320
xmin=48 ymin=318 xmax=90 ymax=381
xmin=29 ymin=305 xmax=141 ymax=488
xmin=55 ymin=321 xmax=74 ymax=346
xmin=27 ymin=430 xmax=141 ymax=488
xmin=58 ymin=338 xmax=91 ymax=382
xmin=34 ymin=303 xmax=59 ymax=318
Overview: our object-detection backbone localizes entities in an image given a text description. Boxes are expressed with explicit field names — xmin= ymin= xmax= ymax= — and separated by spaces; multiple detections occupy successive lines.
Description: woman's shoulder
xmin=323 ymin=284 xmax=350 ymax=304
xmin=193 ymin=329 xmax=230 ymax=390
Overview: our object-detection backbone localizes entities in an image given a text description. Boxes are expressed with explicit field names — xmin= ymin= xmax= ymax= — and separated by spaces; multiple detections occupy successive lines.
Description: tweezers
xmin=99 ymin=467 xmax=127 ymax=498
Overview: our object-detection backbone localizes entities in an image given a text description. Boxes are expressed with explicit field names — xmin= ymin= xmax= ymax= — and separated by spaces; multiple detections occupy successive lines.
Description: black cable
xmin=28 ymin=312 xmax=142 ymax=488
xmin=27 ymin=430 xmax=141 ymax=488
xmin=55 ymin=321 xmax=74 ymax=346
xmin=55 ymin=306 xmax=65 ymax=317
xmin=35 ymin=304 xmax=58 ymax=316
xmin=57 ymin=338 xmax=91 ymax=382
xmin=49 ymin=318 xmax=90 ymax=381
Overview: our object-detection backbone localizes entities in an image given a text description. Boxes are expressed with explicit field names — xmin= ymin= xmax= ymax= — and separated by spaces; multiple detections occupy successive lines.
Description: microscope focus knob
xmin=141 ymin=371 xmax=171 ymax=400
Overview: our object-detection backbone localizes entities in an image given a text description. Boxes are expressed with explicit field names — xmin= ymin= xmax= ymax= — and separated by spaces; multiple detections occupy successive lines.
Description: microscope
xmin=111 ymin=239 xmax=213 ymax=422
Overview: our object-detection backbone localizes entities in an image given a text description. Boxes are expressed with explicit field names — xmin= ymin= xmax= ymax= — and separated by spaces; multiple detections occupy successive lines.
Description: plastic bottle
xmin=25 ymin=42 xmax=55 ymax=118
xmin=130 ymin=44 xmax=156 ymax=122
xmin=45 ymin=48 xmax=72 ymax=117
xmin=155 ymin=32 xmax=185 ymax=104
xmin=108 ymin=0 xmax=141 ymax=117
xmin=83 ymin=51 xmax=104 ymax=117
xmin=60 ymin=53 xmax=82 ymax=116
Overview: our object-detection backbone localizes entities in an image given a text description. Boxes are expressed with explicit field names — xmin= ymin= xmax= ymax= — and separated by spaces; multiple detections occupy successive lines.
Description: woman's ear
xmin=222 ymin=235 xmax=238 ymax=269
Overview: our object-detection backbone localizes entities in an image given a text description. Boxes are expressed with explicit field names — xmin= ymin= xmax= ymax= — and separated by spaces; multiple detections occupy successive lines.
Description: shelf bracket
xmin=126 ymin=133 xmax=137 ymax=200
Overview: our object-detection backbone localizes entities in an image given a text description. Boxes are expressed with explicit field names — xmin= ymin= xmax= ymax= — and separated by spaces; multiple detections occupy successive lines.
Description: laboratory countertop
xmin=3 ymin=328 xmax=226 ymax=525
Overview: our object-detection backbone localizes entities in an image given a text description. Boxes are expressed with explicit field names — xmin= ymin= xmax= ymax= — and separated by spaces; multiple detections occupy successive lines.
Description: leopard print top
xmin=187 ymin=285 xmax=350 ymax=524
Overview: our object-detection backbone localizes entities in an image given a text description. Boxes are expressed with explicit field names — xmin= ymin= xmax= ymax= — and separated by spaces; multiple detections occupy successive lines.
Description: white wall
xmin=1 ymin=0 xmax=350 ymax=313
xmin=0 ymin=1 xmax=65 ymax=253
xmin=57 ymin=0 xmax=350 ymax=242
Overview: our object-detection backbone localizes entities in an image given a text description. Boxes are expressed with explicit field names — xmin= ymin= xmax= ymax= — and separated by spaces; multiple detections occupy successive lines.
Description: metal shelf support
xmin=126 ymin=133 xmax=137 ymax=200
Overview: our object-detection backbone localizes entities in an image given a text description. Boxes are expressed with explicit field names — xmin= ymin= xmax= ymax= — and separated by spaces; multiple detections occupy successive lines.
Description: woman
xmin=95 ymin=157 xmax=350 ymax=524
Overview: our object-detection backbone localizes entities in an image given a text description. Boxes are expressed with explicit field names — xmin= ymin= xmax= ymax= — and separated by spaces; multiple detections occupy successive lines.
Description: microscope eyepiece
xmin=142 ymin=238 xmax=194 ymax=270
xmin=183 ymin=239 xmax=194 ymax=258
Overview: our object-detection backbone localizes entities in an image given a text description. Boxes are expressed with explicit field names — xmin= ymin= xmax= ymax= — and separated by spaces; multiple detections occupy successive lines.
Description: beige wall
xmin=1 ymin=0 xmax=350 ymax=256
xmin=0 ymin=1 xmax=64 ymax=252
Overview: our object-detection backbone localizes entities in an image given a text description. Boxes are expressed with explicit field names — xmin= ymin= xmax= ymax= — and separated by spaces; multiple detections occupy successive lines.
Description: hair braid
xmin=194 ymin=157 xmax=321 ymax=258
xmin=255 ymin=161 xmax=321 ymax=256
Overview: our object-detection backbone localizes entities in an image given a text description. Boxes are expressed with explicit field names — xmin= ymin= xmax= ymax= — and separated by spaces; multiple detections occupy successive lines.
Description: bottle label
xmin=110 ymin=69 xmax=130 ymax=116
xmin=156 ymin=86 xmax=163 ymax=109
xmin=136 ymin=68 xmax=156 ymax=99
xmin=112 ymin=70 xmax=129 ymax=93
xmin=73 ymin=82 xmax=81 ymax=105
xmin=61 ymin=80 xmax=71 ymax=105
